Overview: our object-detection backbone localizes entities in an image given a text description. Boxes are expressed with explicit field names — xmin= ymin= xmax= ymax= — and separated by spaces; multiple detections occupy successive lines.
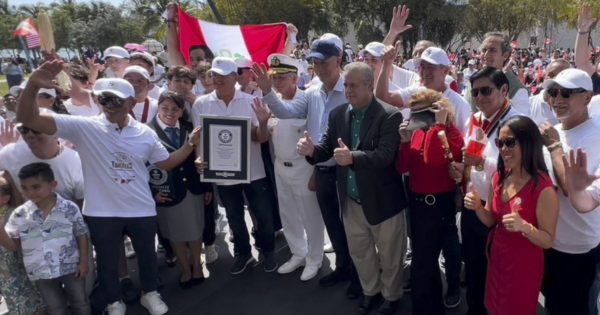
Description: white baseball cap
xmin=359 ymin=42 xmax=385 ymax=58
xmin=103 ymin=46 xmax=130 ymax=60
xmin=123 ymin=65 xmax=150 ymax=81
xmin=93 ymin=78 xmax=135 ymax=99
xmin=468 ymin=59 xmax=476 ymax=66
xmin=209 ymin=57 xmax=238 ymax=76
xmin=542 ymin=68 xmax=593 ymax=91
xmin=130 ymin=52 xmax=156 ymax=69
xmin=415 ymin=47 xmax=450 ymax=67
xmin=9 ymin=80 xmax=56 ymax=97
xmin=235 ymin=57 xmax=253 ymax=69
xmin=320 ymin=33 xmax=343 ymax=51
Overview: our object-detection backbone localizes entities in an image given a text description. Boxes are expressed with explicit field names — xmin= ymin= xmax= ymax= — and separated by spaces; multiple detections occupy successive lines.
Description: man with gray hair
xmin=297 ymin=62 xmax=407 ymax=315
xmin=464 ymin=32 xmax=529 ymax=115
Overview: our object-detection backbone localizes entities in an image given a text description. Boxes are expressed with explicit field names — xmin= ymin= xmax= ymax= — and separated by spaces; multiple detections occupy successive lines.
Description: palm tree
xmin=128 ymin=0 xmax=199 ymax=40
xmin=0 ymin=0 xmax=16 ymax=16
xmin=18 ymin=3 xmax=50 ymax=17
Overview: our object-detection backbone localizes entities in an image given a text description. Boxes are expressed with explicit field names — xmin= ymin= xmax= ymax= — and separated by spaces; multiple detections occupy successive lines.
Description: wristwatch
xmin=475 ymin=155 xmax=486 ymax=172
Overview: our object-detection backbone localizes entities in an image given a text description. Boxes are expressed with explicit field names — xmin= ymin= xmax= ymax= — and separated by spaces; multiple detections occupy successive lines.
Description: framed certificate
xmin=200 ymin=115 xmax=251 ymax=184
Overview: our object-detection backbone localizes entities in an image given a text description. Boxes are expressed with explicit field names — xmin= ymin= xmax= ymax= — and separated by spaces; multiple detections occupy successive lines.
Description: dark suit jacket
xmin=147 ymin=117 xmax=212 ymax=207
xmin=307 ymin=97 xmax=407 ymax=225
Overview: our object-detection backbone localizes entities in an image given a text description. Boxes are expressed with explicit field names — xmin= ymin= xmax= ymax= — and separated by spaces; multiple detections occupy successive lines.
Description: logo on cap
xmin=216 ymin=60 xmax=222 ymax=65
xmin=108 ymin=81 xmax=118 ymax=87
xmin=424 ymin=48 xmax=433 ymax=57
xmin=271 ymin=57 xmax=280 ymax=67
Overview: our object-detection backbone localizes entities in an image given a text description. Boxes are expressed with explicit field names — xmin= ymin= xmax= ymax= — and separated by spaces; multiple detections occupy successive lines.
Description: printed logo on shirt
xmin=475 ymin=128 xmax=485 ymax=141
xmin=218 ymin=130 xmax=233 ymax=143
xmin=110 ymin=152 xmax=136 ymax=184
xmin=148 ymin=165 xmax=168 ymax=185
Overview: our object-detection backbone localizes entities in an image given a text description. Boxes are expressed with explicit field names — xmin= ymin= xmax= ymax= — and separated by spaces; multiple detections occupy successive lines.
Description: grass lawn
xmin=0 ymin=74 xmax=31 ymax=97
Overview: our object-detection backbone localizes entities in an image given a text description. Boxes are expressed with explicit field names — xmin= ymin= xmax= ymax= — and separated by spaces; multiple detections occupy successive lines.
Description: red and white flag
xmin=511 ymin=41 xmax=518 ymax=49
xmin=14 ymin=18 xmax=41 ymax=49
xmin=177 ymin=7 xmax=287 ymax=65
xmin=544 ymin=38 xmax=552 ymax=44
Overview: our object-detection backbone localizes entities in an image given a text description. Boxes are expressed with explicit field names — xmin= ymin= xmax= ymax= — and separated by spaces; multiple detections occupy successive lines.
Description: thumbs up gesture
xmin=464 ymin=183 xmax=483 ymax=211
xmin=297 ymin=131 xmax=315 ymax=157
xmin=334 ymin=138 xmax=353 ymax=166
xmin=502 ymin=197 xmax=527 ymax=233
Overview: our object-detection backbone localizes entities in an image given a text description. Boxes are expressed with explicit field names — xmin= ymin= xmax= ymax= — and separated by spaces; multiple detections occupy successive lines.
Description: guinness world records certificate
xmin=200 ymin=115 xmax=251 ymax=184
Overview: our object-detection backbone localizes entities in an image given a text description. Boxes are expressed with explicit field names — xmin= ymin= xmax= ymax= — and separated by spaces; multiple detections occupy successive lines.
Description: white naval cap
xmin=267 ymin=54 xmax=302 ymax=75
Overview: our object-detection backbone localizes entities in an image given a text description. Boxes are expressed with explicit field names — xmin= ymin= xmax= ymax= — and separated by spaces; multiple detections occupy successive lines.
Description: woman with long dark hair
xmin=464 ymin=115 xmax=559 ymax=315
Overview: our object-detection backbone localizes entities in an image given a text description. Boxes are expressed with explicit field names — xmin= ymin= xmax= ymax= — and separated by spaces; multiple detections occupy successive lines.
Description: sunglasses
xmin=546 ymin=88 xmax=587 ymax=99
xmin=471 ymin=86 xmax=496 ymax=98
xmin=39 ymin=93 xmax=53 ymax=99
xmin=97 ymin=95 xmax=126 ymax=108
xmin=16 ymin=125 xmax=41 ymax=135
xmin=495 ymin=137 xmax=518 ymax=149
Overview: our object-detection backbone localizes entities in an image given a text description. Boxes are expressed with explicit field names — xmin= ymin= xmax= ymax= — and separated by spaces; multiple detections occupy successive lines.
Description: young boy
xmin=0 ymin=162 xmax=90 ymax=315
xmin=166 ymin=65 xmax=198 ymax=116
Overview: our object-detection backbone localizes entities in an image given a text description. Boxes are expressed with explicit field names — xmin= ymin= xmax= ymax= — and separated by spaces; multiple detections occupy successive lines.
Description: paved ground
xmin=1 ymin=211 xmax=547 ymax=315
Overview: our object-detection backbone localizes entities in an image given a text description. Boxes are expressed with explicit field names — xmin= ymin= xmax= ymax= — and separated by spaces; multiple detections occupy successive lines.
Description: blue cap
xmin=309 ymin=39 xmax=341 ymax=60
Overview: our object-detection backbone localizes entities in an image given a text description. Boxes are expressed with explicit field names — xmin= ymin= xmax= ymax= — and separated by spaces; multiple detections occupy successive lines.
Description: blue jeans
xmin=218 ymin=178 xmax=276 ymax=255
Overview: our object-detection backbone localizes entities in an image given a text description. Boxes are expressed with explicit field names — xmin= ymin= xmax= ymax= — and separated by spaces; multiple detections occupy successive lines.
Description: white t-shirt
xmin=553 ymin=119 xmax=600 ymax=254
xmin=147 ymin=85 xmax=165 ymax=100
xmin=391 ymin=65 xmax=420 ymax=89
xmin=510 ymin=88 xmax=530 ymax=117
xmin=396 ymin=85 xmax=471 ymax=135
xmin=131 ymin=97 xmax=159 ymax=124
xmin=462 ymin=68 xmax=477 ymax=82
xmin=528 ymin=92 xmax=559 ymax=126
xmin=191 ymin=90 xmax=266 ymax=185
xmin=0 ymin=142 xmax=84 ymax=202
xmin=64 ymin=93 xmax=100 ymax=117
xmin=193 ymin=80 xmax=206 ymax=97
xmin=588 ymin=95 xmax=600 ymax=117
xmin=53 ymin=113 xmax=170 ymax=217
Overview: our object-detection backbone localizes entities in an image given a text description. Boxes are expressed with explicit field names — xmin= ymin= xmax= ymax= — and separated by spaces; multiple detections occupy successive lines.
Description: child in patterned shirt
xmin=0 ymin=162 xmax=90 ymax=315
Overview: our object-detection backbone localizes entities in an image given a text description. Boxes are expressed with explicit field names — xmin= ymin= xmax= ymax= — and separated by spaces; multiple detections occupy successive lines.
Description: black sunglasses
xmin=495 ymin=137 xmax=518 ymax=149
xmin=16 ymin=124 xmax=41 ymax=135
xmin=471 ymin=86 xmax=496 ymax=98
xmin=546 ymin=88 xmax=587 ymax=99
xmin=39 ymin=93 xmax=53 ymax=99
xmin=97 ymin=95 xmax=126 ymax=108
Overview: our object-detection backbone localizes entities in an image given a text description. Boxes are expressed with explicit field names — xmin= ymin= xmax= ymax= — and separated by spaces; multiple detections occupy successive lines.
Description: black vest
xmin=147 ymin=117 xmax=211 ymax=207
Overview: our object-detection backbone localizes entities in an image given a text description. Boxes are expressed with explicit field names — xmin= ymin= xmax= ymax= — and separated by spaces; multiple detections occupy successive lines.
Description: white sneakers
xmin=301 ymin=263 xmax=322 ymax=281
xmin=324 ymin=243 xmax=334 ymax=253
xmin=205 ymin=245 xmax=219 ymax=264
xmin=140 ymin=291 xmax=168 ymax=315
xmin=124 ymin=238 xmax=136 ymax=259
xmin=277 ymin=256 xmax=305 ymax=274
xmin=106 ymin=301 xmax=126 ymax=315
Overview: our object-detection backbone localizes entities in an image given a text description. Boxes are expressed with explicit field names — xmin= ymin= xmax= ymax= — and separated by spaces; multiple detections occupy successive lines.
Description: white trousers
xmin=274 ymin=159 xmax=324 ymax=266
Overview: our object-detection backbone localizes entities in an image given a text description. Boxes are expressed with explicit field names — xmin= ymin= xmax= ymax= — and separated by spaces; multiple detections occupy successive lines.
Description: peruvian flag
xmin=177 ymin=7 xmax=287 ymax=66
xmin=511 ymin=41 xmax=518 ymax=49
xmin=544 ymin=38 xmax=552 ymax=44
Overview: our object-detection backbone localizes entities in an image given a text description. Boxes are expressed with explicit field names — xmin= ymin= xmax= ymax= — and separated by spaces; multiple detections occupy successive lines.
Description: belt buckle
xmin=425 ymin=194 xmax=436 ymax=206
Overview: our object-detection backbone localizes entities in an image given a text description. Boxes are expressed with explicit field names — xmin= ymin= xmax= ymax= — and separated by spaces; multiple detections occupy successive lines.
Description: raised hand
xmin=578 ymin=3 xmax=597 ymax=32
xmin=333 ymin=138 xmax=353 ymax=166
xmin=41 ymin=49 xmax=62 ymax=63
xmin=251 ymin=97 xmax=271 ymax=125
xmin=431 ymin=101 xmax=448 ymax=124
xmin=251 ymin=63 xmax=273 ymax=93
xmin=398 ymin=120 xmax=412 ymax=143
xmin=389 ymin=5 xmax=413 ymax=35
xmin=502 ymin=198 xmax=527 ymax=233
xmin=166 ymin=2 xmax=179 ymax=20
xmin=28 ymin=60 xmax=63 ymax=90
xmin=189 ymin=126 xmax=202 ymax=147
xmin=563 ymin=148 xmax=600 ymax=192
xmin=464 ymin=183 xmax=482 ymax=211
xmin=381 ymin=41 xmax=401 ymax=65
xmin=0 ymin=121 xmax=20 ymax=147
xmin=297 ymin=131 xmax=314 ymax=157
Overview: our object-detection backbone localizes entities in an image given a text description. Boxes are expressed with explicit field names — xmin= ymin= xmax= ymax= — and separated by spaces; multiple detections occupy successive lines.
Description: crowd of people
xmin=0 ymin=2 xmax=600 ymax=315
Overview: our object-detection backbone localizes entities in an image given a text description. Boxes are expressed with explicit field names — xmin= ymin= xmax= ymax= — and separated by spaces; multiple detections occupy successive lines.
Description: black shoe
xmin=377 ymin=299 xmax=397 ymax=315
xmin=402 ymin=279 xmax=411 ymax=292
xmin=319 ymin=270 xmax=351 ymax=287
xmin=120 ymin=278 xmax=139 ymax=303
xmin=230 ymin=254 xmax=255 ymax=275
xmin=358 ymin=294 xmax=380 ymax=315
xmin=444 ymin=287 xmax=461 ymax=309
xmin=166 ymin=256 xmax=177 ymax=268
xmin=179 ymin=277 xmax=194 ymax=290
xmin=347 ymin=283 xmax=362 ymax=300
xmin=192 ymin=277 xmax=205 ymax=286
xmin=263 ymin=252 xmax=278 ymax=273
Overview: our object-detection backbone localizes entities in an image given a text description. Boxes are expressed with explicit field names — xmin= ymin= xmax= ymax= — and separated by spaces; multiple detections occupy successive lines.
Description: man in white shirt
xmin=266 ymin=54 xmax=324 ymax=282
xmin=191 ymin=57 xmax=279 ymax=275
xmin=538 ymin=69 xmax=600 ymax=315
xmin=16 ymin=60 xmax=201 ymax=315
xmin=103 ymin=46 xmax=130 ymax=79
xmin=299 ymin=54 xmax=310 ymax=74
xmin=129 ymin=52 xmax=164 ymax=100
xmin=528 ymin=59 xmax=571 ymax=125
xmin=254 ymin=38 xmax=363 ymax=299
xmin=123 ymin=66 xmax=159 ymax=124
xmin=463 ymin=60 xmax=477 ymax=82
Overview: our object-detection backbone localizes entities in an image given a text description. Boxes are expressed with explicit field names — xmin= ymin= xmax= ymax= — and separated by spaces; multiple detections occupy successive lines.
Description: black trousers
xmin=86 ymin=216 xmax=158 ymax=304
xmin=460 ymin=206 xmax=490 ymax=315
xmin=409 ymin=190 xmax=456 ymax=315
xmin=542 ymin=246 xmax=598 ymax=315
xmin=203 ymin=198 xmax=217 ymax=246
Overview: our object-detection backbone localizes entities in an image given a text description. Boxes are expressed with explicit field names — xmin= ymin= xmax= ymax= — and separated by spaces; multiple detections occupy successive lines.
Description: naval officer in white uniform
xmin=266 ymin=54 xmax=325 ymax=281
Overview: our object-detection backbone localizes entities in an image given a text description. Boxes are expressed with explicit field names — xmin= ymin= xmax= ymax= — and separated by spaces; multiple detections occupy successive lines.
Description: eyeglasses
xmin=98 ymin=95 xmax=126 ymax=108
xmin=546 ymin=88 xmax=587 ymax=99
xmin=16 ymin=124 xmax=41 ymax=135
xmin=471 ymin=86 xmax=496 ymax=98
xmin=494 ymin=137 xmax=518 ymax=149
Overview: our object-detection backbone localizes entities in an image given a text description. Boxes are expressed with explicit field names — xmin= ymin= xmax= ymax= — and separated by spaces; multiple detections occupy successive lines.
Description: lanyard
xmin=129 ymin=98 xmax=150 ymax=123
xmin=468 ymin=101 xmax=511 ymax=138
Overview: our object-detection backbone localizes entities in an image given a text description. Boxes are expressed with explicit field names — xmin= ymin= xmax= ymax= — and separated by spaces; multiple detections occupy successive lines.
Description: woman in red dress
xmin=464 ymin=115 xmax=559 ymax=315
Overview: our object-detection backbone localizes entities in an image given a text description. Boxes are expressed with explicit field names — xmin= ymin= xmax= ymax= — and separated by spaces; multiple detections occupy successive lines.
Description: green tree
xmin=18 ymin=3 xmax=50 ymax=17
